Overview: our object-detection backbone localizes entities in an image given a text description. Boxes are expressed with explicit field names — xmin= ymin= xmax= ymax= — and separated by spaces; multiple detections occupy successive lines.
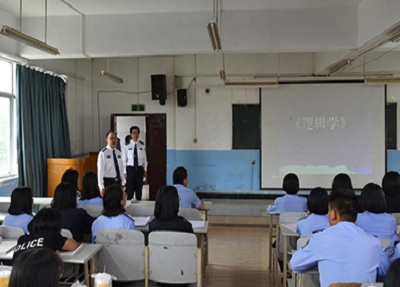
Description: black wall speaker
xmin=151 ymin=74 xmax=166 ymax=101
xmin=177 ymin=89 xmax=187 ymax=107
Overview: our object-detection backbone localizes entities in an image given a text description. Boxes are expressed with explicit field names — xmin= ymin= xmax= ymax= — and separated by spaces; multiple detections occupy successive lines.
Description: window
xmin=0 ymin=59 xmax=17 ymax=178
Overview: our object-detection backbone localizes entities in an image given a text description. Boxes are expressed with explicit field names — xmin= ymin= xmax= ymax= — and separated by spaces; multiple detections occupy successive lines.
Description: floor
xmin=204 ymin=224 xmax=270 ymax=287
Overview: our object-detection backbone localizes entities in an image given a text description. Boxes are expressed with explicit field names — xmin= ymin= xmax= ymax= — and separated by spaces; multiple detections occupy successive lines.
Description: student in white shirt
xmin=267 ymin=173 xmax=307 ymax=214
xmin=296 ymin=187 xmax=330 ymax=237
xmin=2 ymin=187 xmax=34 ymax=234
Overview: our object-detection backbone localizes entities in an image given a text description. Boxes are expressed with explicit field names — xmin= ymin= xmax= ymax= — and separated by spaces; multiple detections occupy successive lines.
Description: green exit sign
xmin=132 ymin=104 xmax=145 ymax=111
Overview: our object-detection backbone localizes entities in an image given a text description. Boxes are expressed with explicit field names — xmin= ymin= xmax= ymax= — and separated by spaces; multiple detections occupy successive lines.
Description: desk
xmin=204 ymin=201 xmax=212 ymax=221
xmin=59 ymin=244 xmax=103 ymax=287
xmin=0 ymin=197 xmax=53 ymax=205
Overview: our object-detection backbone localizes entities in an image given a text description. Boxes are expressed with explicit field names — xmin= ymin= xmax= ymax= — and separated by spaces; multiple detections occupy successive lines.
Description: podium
xmin=47 ymin=152 xmax=98 ymax=197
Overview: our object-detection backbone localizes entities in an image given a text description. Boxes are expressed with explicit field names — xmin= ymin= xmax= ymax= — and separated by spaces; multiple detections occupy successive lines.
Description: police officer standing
xmin=97 ymin=130 xmax=125 ymax=196
xmin=122 ymin=126 xmax=147 ymax=200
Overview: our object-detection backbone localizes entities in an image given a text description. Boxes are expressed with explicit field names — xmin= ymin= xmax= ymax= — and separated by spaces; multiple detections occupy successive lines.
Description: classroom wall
xmin=31 ymin=52 xmax=400 ymax=191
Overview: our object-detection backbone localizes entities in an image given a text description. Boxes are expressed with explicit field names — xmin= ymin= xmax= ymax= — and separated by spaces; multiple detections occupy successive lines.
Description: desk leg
xmin=90 ymin=254 xmax=98 ymax=287
xmin=84 ymin=262 xmax=90 ymax=287
xmin=283 ymin=235 xmax=288 ymax=287
xmin=269 ymin=215 xmax=273 ymax=272
xmin=273 ymin=224 xmax=280 ymax=287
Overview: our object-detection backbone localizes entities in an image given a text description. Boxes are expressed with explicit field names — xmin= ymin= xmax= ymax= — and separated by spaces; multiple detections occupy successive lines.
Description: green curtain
xmin=16 ymin=65 xmax=71 ymax=197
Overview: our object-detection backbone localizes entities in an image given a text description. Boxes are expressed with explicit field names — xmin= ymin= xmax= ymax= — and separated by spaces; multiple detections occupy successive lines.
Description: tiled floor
xmin=204 ymin=224 xmax=270 ymax=287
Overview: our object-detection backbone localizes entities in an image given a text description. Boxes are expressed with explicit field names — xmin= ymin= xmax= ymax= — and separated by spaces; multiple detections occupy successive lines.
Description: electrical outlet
xmin=193 ymin=138 xmax=198 ymax=143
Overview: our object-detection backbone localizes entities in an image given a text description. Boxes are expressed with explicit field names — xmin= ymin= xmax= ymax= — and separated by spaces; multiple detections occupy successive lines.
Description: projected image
xmin=279 ymin=115 xmax=372 ymax=175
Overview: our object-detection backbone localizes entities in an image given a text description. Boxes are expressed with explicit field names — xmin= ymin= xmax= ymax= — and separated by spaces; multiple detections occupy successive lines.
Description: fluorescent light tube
xmin=0 ymin=25 xmax=59 ymax=55
xmin=101 ymin=70 xmax=124 ymax=84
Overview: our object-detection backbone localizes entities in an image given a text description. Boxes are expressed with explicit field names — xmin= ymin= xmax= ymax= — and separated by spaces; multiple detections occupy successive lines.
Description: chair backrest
xmin=279 ymin=212 xmax=307 ymax=224
xmin=328 ymin=283 xmax=362 ymax=287
xmin=297 ymin=237 xmax=310 ymax=249
xmin=0 ymin=203 xmax=9 ymax=213
xmin=0 ymin=225 xmax=24 ymax=239
xmin=96 ymin=229 xmax=146 ymax=281
xmin=79 ymin=205 xmax=103 ymax=218
xmin=61 ymin=229 xmax=73 ymax=238
xmin=179 ymin=208 xmax=202 ymax=221
xmin=148 ymin=231 xmax=201 ymax=285
xmin=125 ymin=204 xmax=154 ymax=217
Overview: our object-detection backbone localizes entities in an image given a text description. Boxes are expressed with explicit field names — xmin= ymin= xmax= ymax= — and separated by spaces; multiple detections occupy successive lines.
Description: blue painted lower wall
xmin=166 ymin=149 xmax=400 ymax=192
xmin=167 ymin=150 xmax=260 ymax=191
xmin=0 ymin=150 xmax=399 ymax=195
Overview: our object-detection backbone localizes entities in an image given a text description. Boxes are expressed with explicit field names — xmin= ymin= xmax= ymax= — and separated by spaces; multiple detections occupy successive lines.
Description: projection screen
xmin=261 ymin=84 xmax=386 ymax=189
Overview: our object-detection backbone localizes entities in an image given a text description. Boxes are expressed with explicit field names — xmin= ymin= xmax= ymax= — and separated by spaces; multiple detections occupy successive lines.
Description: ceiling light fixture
xmin=225 ymin=80 xmax=279 ymax=88
xmin=1 ymin=0 xmax=59 ymax=55
xmin=101 ymin=58 xmax=124 ymax=84
xmin=364 ymin=76 xmax=400 ymax=85
xmin=0 ymin=25 xmax=59 ymax=55
xmin=207 ymin=0 xmax=222 ymax=51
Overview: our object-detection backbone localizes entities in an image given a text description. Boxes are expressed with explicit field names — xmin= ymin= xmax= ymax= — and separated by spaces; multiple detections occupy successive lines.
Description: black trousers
xmin=103 ymin=177 xmax=121 ymax=189
xmin=126 ymin=166 xmax=144 ymax=200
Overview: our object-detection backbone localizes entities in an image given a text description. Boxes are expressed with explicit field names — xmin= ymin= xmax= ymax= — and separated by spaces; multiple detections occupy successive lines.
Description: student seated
xmin=149 ymin=185 xmax=194 ymax=233
xmin=267 ymin=173 xmax=306 ymax=214
xmin=78 ymin=171 xmax=103 ymax=207
xmin=2 ymin=187 xmax=33 ymax=234
xmin=61 ymin=168 xmax=81 ymax=196
xmin=290 ymin=189 xmax=387 ymax=287
xmin=173 ymin=166 xmax=205 ymax=210
xmin=52 ymin=182 xmax=94 ymax=242
xmin=13 ymin=208 xmax=80 ymax=262
xmin=382 ymin=171 xmax=400 ymax=213
xmin=296 ymin=187 xmax=329 ymax=237
xmin=384 ymin=258 xmax=400 ymax=287
xmin=91 ymin=184 xmax=135 ymax=243
xmin=356 ymin=183 xmax=396 ymax=239
xmin=9 ymin=248 xmax=64 ymax=287
xmin=332 ymin=173 xmax=353 ymax=191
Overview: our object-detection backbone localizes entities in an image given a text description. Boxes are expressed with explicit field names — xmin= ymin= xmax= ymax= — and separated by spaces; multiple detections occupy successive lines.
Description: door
xmin=111 ymin=113 xmax=167 ymax=200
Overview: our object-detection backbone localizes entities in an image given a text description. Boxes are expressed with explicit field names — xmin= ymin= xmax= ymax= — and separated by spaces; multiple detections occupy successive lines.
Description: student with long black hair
xmin=149 ymin=185 xmax=193 ymax=233
xmin=78 ymin=172 xmax=103 ymax=207
xmin=52 ymin=182 xmax=94 ymax=242
xmin=2 ymin=187 xmax=33 ymax=234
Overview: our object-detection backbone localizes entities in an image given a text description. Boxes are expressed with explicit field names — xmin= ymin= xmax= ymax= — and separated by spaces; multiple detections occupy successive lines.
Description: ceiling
xmin=0 ymin=0 xmax=364 ymax=17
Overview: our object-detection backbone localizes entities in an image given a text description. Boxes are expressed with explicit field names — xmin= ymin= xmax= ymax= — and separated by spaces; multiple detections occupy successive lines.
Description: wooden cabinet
xmin=47 ymin=152 xmax=98 ymax=197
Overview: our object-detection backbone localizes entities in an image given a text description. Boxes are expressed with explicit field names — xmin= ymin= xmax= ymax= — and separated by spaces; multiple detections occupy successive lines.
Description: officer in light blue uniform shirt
xmin=91 ymin=184 xmax=135 ymax=243
xmin=172 ymin=166 xmax=205 ymax=210
xmin=3 ymin=213 xmax=33 ymax=235
xmin=78 ymin=197 xmax=103 ymax=207
xmin=296 ymin=187 xmax=330 ymax=237
xmin=267 ymin=173 xmax=307 ymax=214
xmin=290 ymin=189 xmax=388 ymax=287
xmin=355 ymin=183 xmax=397 ymax=239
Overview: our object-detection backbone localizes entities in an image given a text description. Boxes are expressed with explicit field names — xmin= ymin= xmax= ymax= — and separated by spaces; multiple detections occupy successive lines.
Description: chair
xmin=179 ymin=208 xmax=203 ymax=221
xmin=79 ymin=205 xmax=103 ymax=218
xmin=96 ymin=229 xmax=147 ymax=284
xmin=0 ymin=226 xmax=24 ymax=239
xmin=148 ymin=231 xmax=201 ymax=287
xmin=328 ymin=284 xmax=362 ymax=287
xmin=292 ymin=237 xmax=319 ymax=287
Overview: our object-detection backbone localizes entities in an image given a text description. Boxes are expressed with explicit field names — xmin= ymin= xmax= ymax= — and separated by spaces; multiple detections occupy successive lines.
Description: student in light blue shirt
xmin=78 ymin=172 xmax=103 ymax=207
xmin=267 ymin=173 xmax=307 ymax=214
xmin=290 ymin=189 xmax=388 ymax=287
xmin=2 ymin=187 xmax=34 ymax=234
xmin=91 ymin=184 xmax=135 ymax=243
xmin=356 ymin=183 xmax=396 ymax=239
xmin=173 ymin=166 xmax=205 ymax=210
xmin=296 ymin=187 xmax=330 ymax=237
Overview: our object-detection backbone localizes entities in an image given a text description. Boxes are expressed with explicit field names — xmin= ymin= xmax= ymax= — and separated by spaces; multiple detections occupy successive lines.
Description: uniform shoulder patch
xmin=101 ymin=147 xmax=107 ymax=152
xmin=139 ymin=140 xmax=144 ymax=145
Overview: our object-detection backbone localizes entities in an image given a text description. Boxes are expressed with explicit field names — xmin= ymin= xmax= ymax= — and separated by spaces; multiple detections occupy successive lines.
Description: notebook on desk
xmin=132 ymin=216 xmax=151 ymax=227
xmin=60 ymin=243 xmax=84 ymax=257
xmin=189 ymin=220 xmax=205 ymax=229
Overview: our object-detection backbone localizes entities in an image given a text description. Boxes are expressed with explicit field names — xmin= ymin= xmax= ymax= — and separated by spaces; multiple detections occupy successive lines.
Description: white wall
xmin=31 ymin=51 xmax=400 ymax=156
xmin=0 ymin=9 xmax=18 ymax=55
